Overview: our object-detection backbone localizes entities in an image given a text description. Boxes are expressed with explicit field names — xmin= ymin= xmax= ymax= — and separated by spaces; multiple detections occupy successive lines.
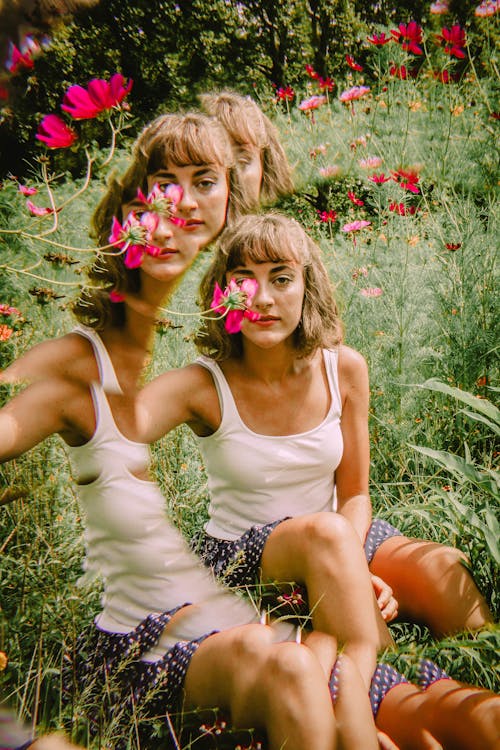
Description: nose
xmin=253 ymin=280 xmax=273 ymax=309
xmin=177 ymin=184 xmax=198 ymax=214
xmin=152 ymin=214 xmax=174 ymax=247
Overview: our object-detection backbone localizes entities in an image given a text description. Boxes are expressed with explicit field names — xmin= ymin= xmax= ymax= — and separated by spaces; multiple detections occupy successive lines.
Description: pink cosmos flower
xmin=135 ymin=183 xmax=185 ymax=226
xmin=360 ymin=287 xmax=383 ymax=297
xmin=368 ymin=173 xmax=391 ymax=184
xmin=346 ymin=55 xmax=363 ymax=71
xmin=359 ymin=156 xmax=383 ymax=169
xmin=0 ymin=304 xmax=21 ymax=316
xmin=348 ymin=191 xmax=364 ymax=206
xmin=317 ymin=210 xmax=337 ymax=223
xmin=109 ymin=211 xmax=161 ymax=269
xmin=339 ymin=86 xmax=370 ymax=103
xmin=342 ymin=220 xmax=371 ymax=233
xmin=61 ymin=73 xmax=133 ymax=119
xmin=436 ymin=25 xmax=466 ymax=58
xmin=475 ymin=0 xmax=500 ymax=16
xmin=319 ymin=165 xmax=341 ymax=178
xmin=26 ymin=200 xmax=54 ymax=216
xmin=298 ymin=95 xmax=327 ymax=111
xmin=430 ymin=0 xmax=449 ymax=13
xmin=276 ymin=85 xmax=295 ymax=101
xmin=367 ymin=32 xmax=392 ymax=45
xmin=18 ymin=184 xmax=37 ymax=196
xmin=391 ymin=21 xmax=423 ymax=55
xmin=211 ymin=278 xmax=261 ymax=333
xmin=36 ymin=115 xmax=77 ymax=149
xmin=109 ymin=290 xmax=126 ymax=303
xmin=0 ymin=324 xmax=14 ymax=342
xmin=392 ymin=168 xmax=420 ymax=194
xmin=351 ymin=267 xmax=368 ymax=280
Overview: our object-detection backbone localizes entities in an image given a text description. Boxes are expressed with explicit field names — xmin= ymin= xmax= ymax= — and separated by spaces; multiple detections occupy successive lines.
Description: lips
xmin=156 ymin=248 xmax=179 ymax=258
xmin=183 ymin=219 xmax=203 ymax=231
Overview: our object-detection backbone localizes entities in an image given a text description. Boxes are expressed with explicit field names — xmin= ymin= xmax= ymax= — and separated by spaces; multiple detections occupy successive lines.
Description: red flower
xmin=36 ymin=114 xmax=77 ymax=149
xmin=317 ymin=210 xmax=337 ymax=223
xmin=367 ymin=32 xmax=392 ymax=45
xmin=276 ymin=85 xmax=295 ymax=101
xmin=0 ymin=324 xmax=14 ymax=342
xmin=61 ymin=73 xmax=133 ymax=119
xmin=433 ymin=69 xmax=460 ymax=83
xmin=390 ymin=64 xmax=408 ymax=79
xmin=445 ymin=242 xmax=462 ymax=251
xmin=392 ymin=168 xmax=420 ymax=194
xmin=389 ymin=202 xmax=417 ymax=216
xmin=4 ymin=41 xmax=35 ymax=74
xmin=436 ymin=25 xmax=466 ymax=58
xmin=346 ymin=55 xmax=363 ymax=71
xmin=317 ymin=76 xmax=334 ymax=92
xmin=347 ymin=191 xmax=364 ymax=206
xmin=391 ymin=21 xmax=423 ymax=55
xmin=368 ymin=173 xmax=391 ymax=184
xmin=305 ymin=64 xmax=320 ymax=80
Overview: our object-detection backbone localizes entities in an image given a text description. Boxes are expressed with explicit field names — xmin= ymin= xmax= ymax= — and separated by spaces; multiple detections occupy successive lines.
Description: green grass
xmin=1 ymin=19 xmax=499 ymax=749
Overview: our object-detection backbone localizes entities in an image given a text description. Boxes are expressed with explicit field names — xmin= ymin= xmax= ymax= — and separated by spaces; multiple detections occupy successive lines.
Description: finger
xmin=377 ymin=730 xmax=401 ymax=750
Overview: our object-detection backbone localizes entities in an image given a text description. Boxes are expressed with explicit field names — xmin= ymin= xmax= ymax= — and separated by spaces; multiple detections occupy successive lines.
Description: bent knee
xmin=302 ymin=512 xmax=357 ymax=552
xmin=228 ymin=624 xmax=275 ymax=665
xmin=264 ymin=642 xmax=320 ymax=686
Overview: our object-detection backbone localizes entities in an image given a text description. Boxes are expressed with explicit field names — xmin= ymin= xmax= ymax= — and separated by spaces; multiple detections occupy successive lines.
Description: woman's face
xmin=227 ymin=257 xmax=305 ymax=350
xmin=234 ymin=144 xmax=263 ymax=208
xmin=147 ymin=161 xmax=229 ymax=250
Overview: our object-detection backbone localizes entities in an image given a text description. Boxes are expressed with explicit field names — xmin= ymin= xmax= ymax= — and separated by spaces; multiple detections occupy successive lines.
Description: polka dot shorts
xmin=62 ymin=606 xmax=214 ymax=748
xmin=196 ymin=516 xmax=402 ymax=588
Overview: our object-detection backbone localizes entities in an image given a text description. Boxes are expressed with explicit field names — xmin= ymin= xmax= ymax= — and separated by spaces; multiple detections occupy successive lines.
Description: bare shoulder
xmin=1 ymin=331 xmax=97 ymax=385
xmin=336 ymin=345 xmax=369 ymax=401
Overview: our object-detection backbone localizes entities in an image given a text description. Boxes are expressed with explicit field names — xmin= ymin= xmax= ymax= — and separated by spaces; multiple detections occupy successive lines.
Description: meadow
xmin=0 ymin=13 xmax=499 ymax=749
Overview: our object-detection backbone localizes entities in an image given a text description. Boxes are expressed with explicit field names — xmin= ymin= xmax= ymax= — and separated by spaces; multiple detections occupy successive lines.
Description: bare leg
xmin=370 ymin=536 xmax=493 ymax=635
xmin=376 ymin=679 xmax=500 ymax=750
xmin=261 ymin=512 xmax=393 ymax=688
xmin=183 ymin=624 xmax=337 ymax=750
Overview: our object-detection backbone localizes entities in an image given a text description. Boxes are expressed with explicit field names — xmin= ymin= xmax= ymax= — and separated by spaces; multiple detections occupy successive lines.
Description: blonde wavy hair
xmin=195 ymin=213 xmax=343 ymax=361
xmin=73 ymin=111 xmax=248 ymax=330
xmin=199 ymin=91 xmax=294 ymax=206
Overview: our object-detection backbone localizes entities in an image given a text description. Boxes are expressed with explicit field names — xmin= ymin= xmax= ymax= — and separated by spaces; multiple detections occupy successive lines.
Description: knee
xmin=264 ymin=642 xmax=319 ymax=689
xmin=228 ymin=624 xmax=274 ymax=667
xmin=302 ymin=513 xmax=358 ymax=559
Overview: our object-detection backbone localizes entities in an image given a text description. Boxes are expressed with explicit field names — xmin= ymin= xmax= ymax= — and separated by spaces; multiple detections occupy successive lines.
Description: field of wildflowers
xmin=0 ymin=6 xmax=499 ymax=749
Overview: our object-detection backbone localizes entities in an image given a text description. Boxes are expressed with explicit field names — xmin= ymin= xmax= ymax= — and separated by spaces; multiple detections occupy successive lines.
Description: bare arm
xmin=0 ymin=334 xmax=97 ymax=386
xmin=335 ymin=345 xmax=372 ymax=541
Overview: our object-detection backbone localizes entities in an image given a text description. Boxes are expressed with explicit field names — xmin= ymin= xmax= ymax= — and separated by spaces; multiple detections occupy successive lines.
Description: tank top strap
xmin=73 ymin=324 xmax=123 ymax=394
xmin=195 ymin=356 xmax=240 ymax=426
xmin=88 ymin=380 xmax=120 ymax=437
xmin=323 ymin=348 xmax=342 ymax=417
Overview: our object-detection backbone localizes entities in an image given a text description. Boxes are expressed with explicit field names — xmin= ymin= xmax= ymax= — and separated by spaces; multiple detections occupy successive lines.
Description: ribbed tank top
xmin=66 ymin=326 xmax=263 ymax=660
xmin=196 ymin=349 xmax=343 ymax=541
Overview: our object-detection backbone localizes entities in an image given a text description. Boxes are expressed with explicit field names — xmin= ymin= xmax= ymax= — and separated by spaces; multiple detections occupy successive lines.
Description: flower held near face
xmin=211 ymin=278 xmax=261 ymax=333
xmin=109 ymin=211 xmax=161 ymax=269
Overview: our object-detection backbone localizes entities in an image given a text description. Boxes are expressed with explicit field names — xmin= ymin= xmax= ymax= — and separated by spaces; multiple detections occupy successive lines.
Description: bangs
xmin=225 ymin=216 xmax=309 ymax=271
xmin=147 ymin=120 xmax=233 ymax=172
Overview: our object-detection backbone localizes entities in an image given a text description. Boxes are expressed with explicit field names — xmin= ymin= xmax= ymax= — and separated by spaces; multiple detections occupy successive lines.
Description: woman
xmin=1 ymin=117 xmax=383 ymax=749
xmin=200 ymin=89 xmax=294 ymax=209
xmin=138 ymin=212 xmax=499 ymax=749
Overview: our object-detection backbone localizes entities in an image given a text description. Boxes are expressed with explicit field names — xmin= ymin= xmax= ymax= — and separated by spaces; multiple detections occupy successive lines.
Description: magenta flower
xmin=61 ymin=73 xmax=133 ymax=119
xmin=18 ymin=184 xmax=37 ymax=196
xmin=339 ymin=86 xmax=370 ymax=103
xmin=109 ymin=290 xmax=126 ymax=303
xmin=475 ymin=0 xmax=499 ymax=16
xmin=347 ymin=191 xmax=364 ymax=206
xmin=391 ymin=21 xmax=423 ymax=55
xmin=360 ymin=287 xmax=383 ymax=298
xmin=135 ymin=183 xmax=185 ymax=226
xmin=368 ymin=173 xmax=391 ymax=184
xmin=26 ymin=200 xmax=54 ymax=216
xmin=392 ymin=168 xmax=420 ymax=194
xmin=298 ymin=95 xmax=327 ymax=111
xmin=210 ymin=278 xmax=261 ymax=333
xmin=36 ymin=115 xmax=78 ymax=149
xmin=4 ymin=41 xmax=35 ymax=74
xmin=317 ymin=209 xmax=337 ymax=223
xmin=367 ymin=32 xmax=392 ymax=45
xmin=342 ymin=220 xmax=371 ymax=233
xmin=305 ymin=64 xmax=320 ymax=80
xmin=317 ymin=76 xmax=334 ymax=92
xmin=436 ymin=25 xmax=466 ymax=58
xmin=276 ymin=85 xmax=295 ymax=101
xmin=359 ymin=156 xmax=383 ymax=169
xmin=109 ymin=211 xmax=161 ymax=269
xmin=346 ymin=55 xmax=363 ymax=72
xmin=0 ymin=303 xmax=21 ymax=316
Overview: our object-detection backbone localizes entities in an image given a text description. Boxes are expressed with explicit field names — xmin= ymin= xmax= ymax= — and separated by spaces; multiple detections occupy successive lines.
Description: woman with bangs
xmin=138 ymin=212 xmax=498 ymax=750
xmin=200 ymin=90 xmax=294 ymax=209
xmin=0 ymin=116 xmax=390 ymax=750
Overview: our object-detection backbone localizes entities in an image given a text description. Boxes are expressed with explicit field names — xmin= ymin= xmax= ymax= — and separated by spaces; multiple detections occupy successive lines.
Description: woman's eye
xmin=274 ymin=276 xmax=292 ymax=286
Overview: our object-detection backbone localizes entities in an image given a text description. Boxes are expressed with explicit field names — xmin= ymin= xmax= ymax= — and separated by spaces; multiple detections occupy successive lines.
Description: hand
xmin=377 ymin=730 xmax=401 ymax=750
xmin=371 ymin=574 xmax=398 ymax=623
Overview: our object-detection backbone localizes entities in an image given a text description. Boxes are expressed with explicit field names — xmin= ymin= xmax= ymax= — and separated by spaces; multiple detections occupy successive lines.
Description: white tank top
xmin=196 ymin=349 xmax=343 ymax=541
xmin=66 ymin=326 xmax=265 ymax=660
